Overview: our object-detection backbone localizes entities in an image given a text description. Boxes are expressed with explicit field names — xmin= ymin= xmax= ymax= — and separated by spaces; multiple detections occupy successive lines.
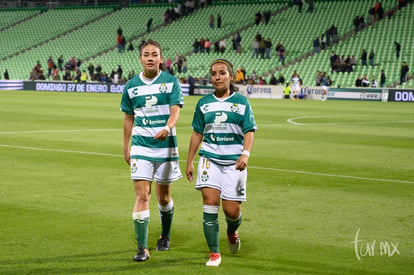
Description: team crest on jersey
xmin=214 ymin=112 xmax=228 ymax=125
xmin=159 ymin=83 xmax=168 ymax=93
xmin=131 ymin=162 xmax=137 ymax=174
xmin=230 ymin=103 xmax=239 ymax=113
xmin=201 ymin=171 xmax=209 ymax=182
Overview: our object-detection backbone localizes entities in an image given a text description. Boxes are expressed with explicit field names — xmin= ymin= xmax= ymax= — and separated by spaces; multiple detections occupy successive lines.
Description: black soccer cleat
xmin=134 ymin=248 xmax=150 ymax=262
xmin=156 ymin=236 xmax=170 ymax=251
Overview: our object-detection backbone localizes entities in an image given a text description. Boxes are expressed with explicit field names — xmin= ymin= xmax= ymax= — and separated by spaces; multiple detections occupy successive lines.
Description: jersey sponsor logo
xmin=202 ymin=104 xmax=209 ymax=113
xmin=210 ymin=134 xmax=234 ymax=142
xmin=142 ymin=118 xmax=166 ymax=126
xmin=214 ymin=112 xmax=227 ymax=125
xmin=145 ymin=95 xmax=158 ymax=108
xmin=131 ymin=87 xmax=139 ymax=96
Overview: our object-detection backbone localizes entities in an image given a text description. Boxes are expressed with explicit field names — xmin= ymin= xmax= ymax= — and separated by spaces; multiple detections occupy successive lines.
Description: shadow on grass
xmin=0 ymin=249 xmax=204 ymax=274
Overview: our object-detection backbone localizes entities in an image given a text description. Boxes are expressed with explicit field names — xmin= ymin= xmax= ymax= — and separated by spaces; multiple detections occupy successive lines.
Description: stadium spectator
xmin=278 ymin=73 xmax=285 ymax=84
xmin=117 ymin=26 xmax=123 ymax=36
xmin=47 ymin=56 xmax=54 ymax=78
xmin=80 ymin=70 xmax=88 ymax=83
xmin=283 ymin=82 xmax=291 ymax=99
xmin=193 ymin=39 xmax=200 ymax=54
xmin=117 ymin=34 xmax=123 ymax=53
xmin=254 ymin=11 xmax=262 ymax=25
xmin=4 ymin=69 xmax=9 ymax=80
xmin=298 ymin=0 xmax=304 ymax=13
xmin=263 ymin=10 xmax=271 ymax=24
xmin=251 ymin=38 xmax=259 ymax=59
xmin=214 ymin=41 xmax=220 ymax=53
xmin=395 ymin=41 xmax=401 ymax=59
xmin=362 ymin=74 xmax=370 ymax=87
xmin=87 ymin=63 xmax=94 ymax=78
xmin=219 ymin=39 xmax=226 ymax=53
xmin=369 ymin=50 xmax=375 ymax=67
xmin=127 ymin=41 xmax=134 ymax=52
xmin=147 ymin=18 xmax=153 ymax=33
xmin=380 ymin=69 xmax=386 ymax=87
xmin=320 ymin=34 xmax=327 ymax=50
xmin=235 ymin=68 xmax=244 ymax=84
xmin=350 ymin=55 xmax=357 ymax=67
xmin=269 ymin=74 xmax=278 ymax=85
xmin=353 ymin=16 xmax=360 ymax=33
xmin=234 ymin=33 xmax=242 ymax=54
xmin=313 ymin=37 xmax=320 ymax=53
xmin=54 ymin=56 xmax=62 ymax=72
xmin=209 ymin=14 xmax=214 ymax=29
xmin=400 ymin=61 xmax=409 ymax=84
xmin=361 ymin=49 xmax=368 ymax=66
xmin=279 ymin=44 xmax=286 ymax=65
xmin=265 ymin=38 xmax=272 ymax=59
xmin=258 ymin=77 xmax=267 ymax=85
xmin=120 ymin=40 xmax=184 ymax=263
xmin=200 ymin=38 xmax=205 ymax=53
xmin=52 ymin=65 xmax=60 ymax=81
xmin=185 ymin=58 xmax=256 ymax=267
xmin=205 ymin=39 xmax=211 ymax=54
xmin=371 ymin=75 xmax=378 ymax=88
xmin=316 ymin=71 xmax=322 ymax=86
xmin=259 ymin=38 xmax=266 ymax=59
xmin=355 ymin=75 xmax=362 ymax=87
xmin=308 ymin=0 xmax=314 ymax=13
xmin=217 ymin=13 xmax=222 ymax=28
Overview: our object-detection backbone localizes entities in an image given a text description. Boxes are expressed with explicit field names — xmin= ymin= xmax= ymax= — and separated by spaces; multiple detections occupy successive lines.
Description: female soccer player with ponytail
xmin=186 ymin=59 xmax=257 ymax=266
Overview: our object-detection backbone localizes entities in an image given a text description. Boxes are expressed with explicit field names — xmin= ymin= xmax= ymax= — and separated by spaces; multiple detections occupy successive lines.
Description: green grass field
xmin=0 ymin=90 xmax=413 ymax=274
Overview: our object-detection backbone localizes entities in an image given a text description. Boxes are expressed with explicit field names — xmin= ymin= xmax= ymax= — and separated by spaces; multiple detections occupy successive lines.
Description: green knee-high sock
xmin=226 ymin=213 xmax=242 ymax=234
xmin=133 ymin=211 xmax=149 ymax=249
xmin=203 ymin=212 xmax=220 ymax=253
xmin=159 ymin=201 xmax=174 ymax=238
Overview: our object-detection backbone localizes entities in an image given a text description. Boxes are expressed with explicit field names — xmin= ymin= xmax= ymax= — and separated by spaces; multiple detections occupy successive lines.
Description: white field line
xmin=0 ymin=144 xmax=413 ymax=184
xmin=2 ymin=118 xmax=414 ymax=136
xmin=286 ymin=115 xmax=414 ymax=126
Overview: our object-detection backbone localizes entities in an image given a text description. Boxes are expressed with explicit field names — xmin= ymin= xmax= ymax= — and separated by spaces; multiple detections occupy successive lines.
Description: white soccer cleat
xmin=227 ymin=231 xmax=241 ymax=254
xmin=206 ymin=252 xmax=221 ymax=267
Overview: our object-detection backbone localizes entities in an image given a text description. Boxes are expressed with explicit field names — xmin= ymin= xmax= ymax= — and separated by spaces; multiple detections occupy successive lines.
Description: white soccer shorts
xmin=195 ymin=157 xmax=247 ymax=201
xmin=130 ymin=159 xmax=182 ymax=184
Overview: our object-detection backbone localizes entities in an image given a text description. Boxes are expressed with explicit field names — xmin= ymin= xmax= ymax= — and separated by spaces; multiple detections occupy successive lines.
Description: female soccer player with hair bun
xmin=186 ymin=59 xmax=257 ymax=267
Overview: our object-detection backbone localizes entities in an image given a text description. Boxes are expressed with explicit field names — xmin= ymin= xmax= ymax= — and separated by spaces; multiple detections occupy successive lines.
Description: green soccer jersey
xmin=192 ymin=92 xmax=257 ymax=165
xmin=120 ymin=71 xmax=184 ymax=162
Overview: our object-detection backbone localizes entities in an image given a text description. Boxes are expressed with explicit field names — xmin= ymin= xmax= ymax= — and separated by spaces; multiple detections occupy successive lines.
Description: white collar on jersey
xmin=139 ymin=71 xmax=162 ymax=85
xmin=212 ymin=91 xmax=236 ymax=101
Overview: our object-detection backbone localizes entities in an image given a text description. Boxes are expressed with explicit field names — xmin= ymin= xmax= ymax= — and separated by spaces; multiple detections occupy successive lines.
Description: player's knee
xmin=136 ymin=193 xmax=150 ymax=204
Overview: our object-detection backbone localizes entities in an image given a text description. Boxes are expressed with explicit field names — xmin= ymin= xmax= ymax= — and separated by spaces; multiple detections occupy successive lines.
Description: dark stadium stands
xmin=0 ymin=0 xmax=413 ymax=88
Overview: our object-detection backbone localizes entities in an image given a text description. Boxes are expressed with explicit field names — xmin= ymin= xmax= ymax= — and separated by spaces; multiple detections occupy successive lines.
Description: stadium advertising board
xmin=237 ymin=84 xmax=284 ymax=99
xmin=300 ymin=86 xmax=327 ymax=100
xmin=24 ymin=81 xmax=125 ymax=93
xmin=388 ymin=89 xmax=414 ymax=102
xmin=327 ymin=87 xmax=383 ymax=101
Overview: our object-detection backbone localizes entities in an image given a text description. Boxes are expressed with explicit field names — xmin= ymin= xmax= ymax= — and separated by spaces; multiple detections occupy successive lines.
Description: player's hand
xmin=186 ymin=163 xmax=194 ymax=182
xmin=235 ymin=155 xmax=248 ymax=171
xmin=154 ymin=129 xmax=169 ymax=141
xmin=124 ymin=150 xmax=131 ymax=166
